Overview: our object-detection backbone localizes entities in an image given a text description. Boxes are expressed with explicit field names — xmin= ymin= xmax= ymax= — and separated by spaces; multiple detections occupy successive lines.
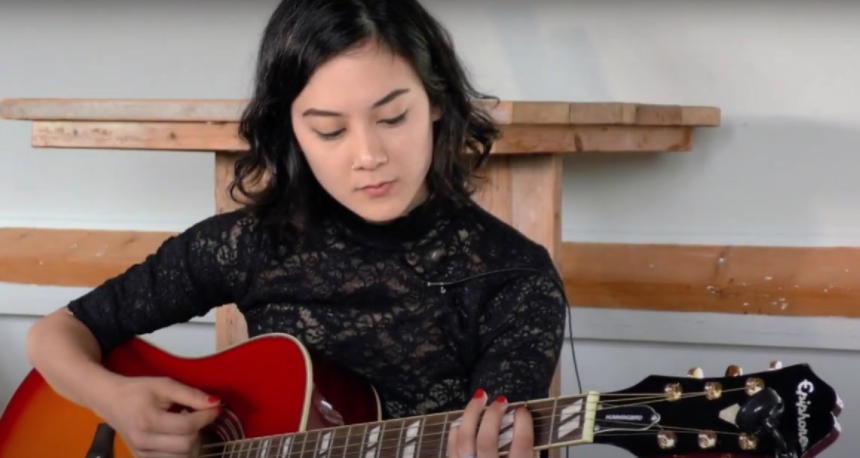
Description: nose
xmin=350 ymin=124 xmax=389 ymax=171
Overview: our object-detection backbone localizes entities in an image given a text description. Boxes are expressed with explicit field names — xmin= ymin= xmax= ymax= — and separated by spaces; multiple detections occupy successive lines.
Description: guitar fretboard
xmin=220 ymin=393 xmax=598 ymax=458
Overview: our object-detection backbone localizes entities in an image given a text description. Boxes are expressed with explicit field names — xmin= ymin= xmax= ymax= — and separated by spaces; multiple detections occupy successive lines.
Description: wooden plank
xmin=6 ymin=230 xmax=860 ymax=318
xmin=2 ymin=99 xmax=248 ymax=123
xmin=213 ymin=152 xmax=249 ymax=351
xmin=471 ymin=156 xmax=513 ymax=223
xmin=30 ymin=121 xmax=695 ymax=154
xmin=508 ymin=154 xmax=563 ymax=458
xmin=561 ymin=242 xmax=860 ymax=318
xmin=471 ymin=153 xmax=563 ymax=458
xmin=3 ymin=98 xmax=721 ymax=127
xmin=0 ymin=228 xmax=172 ymax=288
xmin=31 ymin=121 xmax=247 ymax=152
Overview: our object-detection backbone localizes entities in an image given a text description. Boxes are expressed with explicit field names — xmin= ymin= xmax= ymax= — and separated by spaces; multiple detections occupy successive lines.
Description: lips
xmin=358 ymin=180 xmax=395 ymax=197
xmin=359 ymin=180 xmax=393 ymax=190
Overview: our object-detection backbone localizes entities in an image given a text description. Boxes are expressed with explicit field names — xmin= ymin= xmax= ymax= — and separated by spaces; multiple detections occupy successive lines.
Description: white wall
xmin=1 ymin=1 xmax=858 ymax=456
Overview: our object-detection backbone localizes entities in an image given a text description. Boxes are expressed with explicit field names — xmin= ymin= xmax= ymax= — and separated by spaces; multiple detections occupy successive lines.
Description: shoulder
xmin=452 ymin=200 xmax=567 ymax=311
xmin=183 ymin=208 xmax=263 ymax=240
xmin=164 ymin=208 xmax=271 ymax=269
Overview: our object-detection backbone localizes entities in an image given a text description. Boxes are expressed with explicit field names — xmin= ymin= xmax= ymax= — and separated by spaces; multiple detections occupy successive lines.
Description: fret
xmin=341 ymin=425 xmax=354 ymax=458
xmin=277 ymin=434 xmax=295 ymax=458
xmin=378 ymin=418 xmax=402 ymax=458
xmin=395 ymin=419 xmax=405 ymax=458
xmin=552 ymin=395 xmax=588 ymax=445
xmin=415 ymin=411 xmax=448 ymax=458
xmin=355 ymin=423 xmax=369 ymax=458
xmin=305 ymin=430 xmax=323 ymax=458
xmin=438 ymin=412 xmax=452 ymax=458
xmin=526 ymin=399 xmax=556 ymax=448
xmin=222 ymin=440 xmax=234 ymax=458
xmin=496 ymin=406 xmax=515 ymax=454
xmin=363 ymin=420 xmax=384 ymax=458
xmin=323 ymin=424 xmax=349 ymax=458
xmin=234 ymin=439 xmax=250 ymax=458
xmin=314 ymin=429 xmax=334 ymax=458
xmin=298 ymin=428 xmax=311 ymax=458
xmin=399 ymin=416 xmax=424 ymax=458
xmin=548 ymin=398 xmax=558 ymax=449
xmin=256 ymin=437 xmax=274 ymax=458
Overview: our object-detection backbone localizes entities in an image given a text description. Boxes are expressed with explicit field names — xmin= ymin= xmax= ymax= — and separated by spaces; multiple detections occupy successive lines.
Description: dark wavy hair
xmin=229 ymin=0 xmax=500 ymax=234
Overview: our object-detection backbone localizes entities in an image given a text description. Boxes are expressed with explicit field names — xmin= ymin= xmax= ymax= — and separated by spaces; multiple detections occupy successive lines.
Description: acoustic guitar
xmin=0 ymin=333 xmax=842 ymax=458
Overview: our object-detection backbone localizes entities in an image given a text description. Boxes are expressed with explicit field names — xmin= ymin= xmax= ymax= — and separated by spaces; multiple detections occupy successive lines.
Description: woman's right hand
xmin=95 ymin=376 xmax=222 ymax=458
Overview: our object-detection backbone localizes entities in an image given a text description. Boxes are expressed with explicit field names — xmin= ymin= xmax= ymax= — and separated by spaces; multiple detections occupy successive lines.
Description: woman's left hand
xmin=447 ymin=389 xmax=535 ymax=458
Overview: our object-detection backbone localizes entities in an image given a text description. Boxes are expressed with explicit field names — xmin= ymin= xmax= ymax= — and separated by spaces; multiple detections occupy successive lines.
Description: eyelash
xmin=317 ymin=111 xmax=408 ymax=140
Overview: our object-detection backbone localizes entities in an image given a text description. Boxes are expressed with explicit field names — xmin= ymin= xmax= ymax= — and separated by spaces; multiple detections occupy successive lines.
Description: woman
xmin=25 ymin=0 xmax=567 ymax=457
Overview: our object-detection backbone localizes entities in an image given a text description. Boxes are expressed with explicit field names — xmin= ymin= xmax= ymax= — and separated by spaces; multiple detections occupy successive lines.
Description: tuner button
xmin=687 ymin=367 xmax=704 ymax=379
xmin=725 ymin=365 xmax=743 ymax=377
xmin=769 ymin=360 xmax=782 ymax=370
xmin=657 ymin=431 xmax=677 ymax=449
xmin=697 ymin=430 xmax=717 ymax=449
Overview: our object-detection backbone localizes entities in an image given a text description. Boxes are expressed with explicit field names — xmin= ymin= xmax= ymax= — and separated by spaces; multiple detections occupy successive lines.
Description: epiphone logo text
xmin=796 ymin=379 xmax=814 ymax=450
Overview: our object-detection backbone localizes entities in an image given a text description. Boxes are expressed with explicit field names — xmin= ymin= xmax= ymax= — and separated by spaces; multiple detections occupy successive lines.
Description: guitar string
xmin=191 ymin=388 xmax=748 ymax=457
xmin=188 ymin=416 xmax=743 ymax=458
xmin=174 ymin=387 xmax=750 ymax=458
xmin=198 ymin=386 xmax=746 ymax=450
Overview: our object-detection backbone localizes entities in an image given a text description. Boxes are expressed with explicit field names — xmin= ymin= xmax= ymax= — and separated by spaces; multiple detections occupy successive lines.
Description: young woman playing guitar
xmin=24 ymin=1 xmax=567 ymax=457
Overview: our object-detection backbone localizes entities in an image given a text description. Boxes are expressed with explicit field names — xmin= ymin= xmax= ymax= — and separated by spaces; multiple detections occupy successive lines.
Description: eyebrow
xmin=301 ymin=88 xmax=410 ymax=117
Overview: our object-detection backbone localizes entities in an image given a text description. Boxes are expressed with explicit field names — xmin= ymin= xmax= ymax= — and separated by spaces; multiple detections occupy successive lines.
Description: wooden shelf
xmin=1 ymin=98 xmax=720 ymax=154
xmin=2 ymin=227 xmax=855 ymax=318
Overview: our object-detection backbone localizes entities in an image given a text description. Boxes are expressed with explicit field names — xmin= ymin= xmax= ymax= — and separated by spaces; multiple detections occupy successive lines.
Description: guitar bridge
xmin=84 ymin=423 xmax=115 ymax=458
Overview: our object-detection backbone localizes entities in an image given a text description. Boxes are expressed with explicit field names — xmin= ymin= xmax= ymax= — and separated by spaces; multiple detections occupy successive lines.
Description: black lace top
xmin=68 ymin=194 xmax=567 ymax=420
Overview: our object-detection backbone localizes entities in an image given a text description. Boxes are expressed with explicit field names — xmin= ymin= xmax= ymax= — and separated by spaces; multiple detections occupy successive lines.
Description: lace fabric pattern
xmin=68 ymin=197 xmax=567 ymax=420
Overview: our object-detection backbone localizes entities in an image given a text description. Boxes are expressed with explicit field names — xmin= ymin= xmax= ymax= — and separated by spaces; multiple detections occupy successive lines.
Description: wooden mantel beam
xmin=0 ymin=98 xmax=720 ymax=125
xmin=1 ymin=98 xmax=720 ymax=154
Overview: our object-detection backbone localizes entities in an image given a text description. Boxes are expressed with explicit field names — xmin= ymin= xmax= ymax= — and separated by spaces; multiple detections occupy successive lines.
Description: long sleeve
xmin=469 ymin=268 xmax=567 ymax=404
xmin=67 ymin=210 xmax=264 ymax=355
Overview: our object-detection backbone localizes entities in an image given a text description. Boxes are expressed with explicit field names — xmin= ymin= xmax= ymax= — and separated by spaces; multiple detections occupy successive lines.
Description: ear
xmin=430 ymin=105 xmax=442 ymax=121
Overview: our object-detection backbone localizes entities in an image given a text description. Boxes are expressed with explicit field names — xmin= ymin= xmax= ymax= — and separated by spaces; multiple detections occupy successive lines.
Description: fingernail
xmin=494 ymin=395 xmax=507 ymax=404
xmin=208 ymin=395 xmax=220 ymax=404
xmin=473 ymin=388 xmax=485 ymax=399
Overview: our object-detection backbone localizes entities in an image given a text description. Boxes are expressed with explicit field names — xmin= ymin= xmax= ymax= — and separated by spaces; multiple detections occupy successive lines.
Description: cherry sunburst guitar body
xmin=0 ymin=334 xmax=380 ymax=458
xmin=0 ymin=333 xmax=844 ymax=458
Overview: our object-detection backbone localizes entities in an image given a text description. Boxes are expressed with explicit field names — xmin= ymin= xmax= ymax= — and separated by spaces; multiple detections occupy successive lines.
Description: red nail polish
xmin=208 ymin=395 xmax=220 ymax=404
xmin=473 ymin=388 xmax=485 ymax=399
xmin=495 ymin=395 xmax=507 ymax=404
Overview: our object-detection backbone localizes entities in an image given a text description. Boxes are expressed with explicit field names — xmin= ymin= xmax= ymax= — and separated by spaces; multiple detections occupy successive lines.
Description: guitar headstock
xmin=591 ymin=361 xmax=842 ymax=458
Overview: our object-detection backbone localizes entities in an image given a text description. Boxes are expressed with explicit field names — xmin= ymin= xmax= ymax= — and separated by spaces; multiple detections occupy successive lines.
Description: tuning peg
xmin=687 ymin=367 xmax=704 ymax=379
xmin=769 ymin=360 xmax=782 ymax=370
xmin=725 ymin=365 xmax=743 ymax=377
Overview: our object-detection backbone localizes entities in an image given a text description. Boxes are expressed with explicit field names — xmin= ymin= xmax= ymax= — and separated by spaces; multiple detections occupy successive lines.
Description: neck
xmin=326 ymin=190 xmax=458 ymax=251
xmin=215 ymin=392 xmax=600 ymax=458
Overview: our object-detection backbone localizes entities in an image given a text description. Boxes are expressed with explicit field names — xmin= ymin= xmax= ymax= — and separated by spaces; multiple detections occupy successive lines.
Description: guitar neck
xmin=220 ymin=392 xmax=600 ymax=458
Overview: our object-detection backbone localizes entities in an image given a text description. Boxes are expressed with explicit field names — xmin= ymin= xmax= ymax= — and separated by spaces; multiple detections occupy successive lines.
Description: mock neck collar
xmin=325 ymin=192 xmax=458 ymax=250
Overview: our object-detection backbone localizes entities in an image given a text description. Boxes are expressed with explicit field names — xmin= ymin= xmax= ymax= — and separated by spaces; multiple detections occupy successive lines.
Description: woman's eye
xmin=317 ymin=128 xmax=345 ymax=140
xmin=315 ymin=111 xmax=406 ymax=140
xmin=380 ymin=111 xmax=407 ymax=126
